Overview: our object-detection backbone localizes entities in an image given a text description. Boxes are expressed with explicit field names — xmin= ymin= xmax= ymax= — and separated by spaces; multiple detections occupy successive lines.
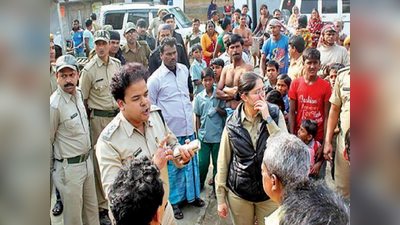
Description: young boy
xmin=190 ymin=44 xmax=207 ymax=95
xmin=288 ymin=48 xmax=332 ymax=144
xmin=325 ymin=63 xmax=345 ymax=90
xmin=297 ymin=119 xmax=322 ymax=176
xmin=210 ymin=58 xmax=225 ymax=84
xmin=264 ymin=60 xmax=279 ymax=89
xmin=194 ymin=68 xmax=226 ymax=190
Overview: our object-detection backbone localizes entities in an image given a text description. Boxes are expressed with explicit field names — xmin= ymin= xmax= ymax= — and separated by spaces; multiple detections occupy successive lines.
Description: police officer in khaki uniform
xmin=324 ymin=35 xmax=350 ymax=201
xmin=96 ymin=63 xmax=196 ymax=225
xmin=79 ymin=30 xmax=121 ymax=223
xmin=121 ymin=22 xmax=151 ymax=67
xmin=51 ymin=55 xmax=99 ymax=225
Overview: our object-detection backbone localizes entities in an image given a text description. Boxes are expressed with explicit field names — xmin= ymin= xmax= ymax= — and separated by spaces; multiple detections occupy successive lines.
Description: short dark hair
xmin=302 ymin=47 xmax=321 ymax=62
xmin=110 ymin=63 xmax=149 ymax=101
xmin=190 ymin=43 xmax=202 ymax=54
xmin=266 ymin=90 xmax=284 ymax=113
xmin=109 ymin=156 xmax=164 ymax=225
xmin=227 ymin=34 xmax=244 ymax=48
xmin=266 ymin=60 xmax=279 ymax=71
xmin=219 ymin=17 xmax=231 ymax=30
xmin=160 ymin=37 xmax=177 ymax=54
xmin=136 ymin=19 xmax=147 ymax=28
xmin=85 ymin=19 xmax=92 ymax=28
xmin=73 ymin=19 xmax=79 ymax=24
xmin=211 ymin=10 xmax=218 ymax=16
xmin=205 ymin=20 xmax=216 ymax=28
xmin=260 ymin=4 xmax=268 ymax=11
xmin=240 ymin=13 xmax=247 ymax=18
xmin=234 ymin=9 xmax=242 ymax=14
xmin=90 ymin=13 xmax=97 ymax=20
xmin=289 ymin=35 xmax=305 ymax=53
xmin=277 ymin=74 xmax=292 ymax=89
xmin=192 ymin=18 xmax=200 ymax=23
xmin=298 ymin=15 xmax=308 ymax=29
xmin=242 ymin=4 xmax=248 ymax=9
xmin=328 ymin=63 xmax=345 ymax=74
xmin=201 ymin=67 xmax=215 ymax=80
xmin=273 ymin=9 xmax=281 ymax=15
xmin=280 ymin=180 xmax=350 ymax=225
xmin=210 ymin=58 xmax=224 ymax=67
xmin=300 ymin=119 xmax=318 ymax=138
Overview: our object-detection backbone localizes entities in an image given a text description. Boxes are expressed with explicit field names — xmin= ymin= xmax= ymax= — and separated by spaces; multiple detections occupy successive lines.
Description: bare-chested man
xmin=233 ymin=14 xmax=253 ymax=57
xmin=216 ymin=34 xmax=253 ymax=111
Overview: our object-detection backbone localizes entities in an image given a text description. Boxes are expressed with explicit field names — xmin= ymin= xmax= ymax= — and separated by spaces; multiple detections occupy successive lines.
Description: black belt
xmin=56 ymin=151 xmax=90 ymax=164
xmin=93 ymin=109 xmax=119 ymax=117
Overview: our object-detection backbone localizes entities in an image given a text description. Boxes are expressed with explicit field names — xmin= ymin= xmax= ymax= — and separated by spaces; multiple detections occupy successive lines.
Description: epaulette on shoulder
xmin=101 ymin=118 xmax=120 ymax=141
xmin=50 ymin=89 xmax=61 ymax=109
xmin=110 ymin=56 xmax=121 ymax=65
xmin=138 ymin=40 xmax=148 ymax=46
xmin=82 ymin=58 xmax=96 ymax=72
xmin=150 ymin=105 xmax=162 ymax=112
xmin=338 ymin=66 xmax=350 ymax=74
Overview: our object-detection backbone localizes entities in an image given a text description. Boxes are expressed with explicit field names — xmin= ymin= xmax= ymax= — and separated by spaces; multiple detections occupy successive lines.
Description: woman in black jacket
xmin=215 ymin=72 xmax=287 ymax=225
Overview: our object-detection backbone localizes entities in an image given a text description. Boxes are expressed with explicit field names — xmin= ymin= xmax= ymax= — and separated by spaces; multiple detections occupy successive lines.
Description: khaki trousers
xmin=226 ymin=190 xmax=278 ymax=225
xmin=52 ymin=156 xmax=99 ymax=225
xmin=334 ymin=131 xmax=351 ymax=201
xmin=90 ymin=114 xmax=114 ymax=210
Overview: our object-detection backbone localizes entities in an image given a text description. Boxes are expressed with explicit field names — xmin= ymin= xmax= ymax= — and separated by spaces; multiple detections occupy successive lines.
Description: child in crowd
xmin=297 ymin=119 xmax=322 ymax=177
xmin=194 ymin=68 xmax=227 ymax=190
xmin=264 ymin=60 xmax=280 ymax=89
xmin=276 ymin=74 xmax=292 ymax=117
xmin=190 ymin=44 xmax=207 ymax=96
xmin=210 ymin=58 xmax=225 ymax=85
xmin=266 ymin=89 xmax=285 ymax=114
xmin=324 ymin=63 xmax=345 ymax=90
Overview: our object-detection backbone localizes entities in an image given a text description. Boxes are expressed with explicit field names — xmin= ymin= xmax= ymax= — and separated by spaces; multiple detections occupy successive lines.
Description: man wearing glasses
xmin=122 ymin=22 xmax=152 ymax=67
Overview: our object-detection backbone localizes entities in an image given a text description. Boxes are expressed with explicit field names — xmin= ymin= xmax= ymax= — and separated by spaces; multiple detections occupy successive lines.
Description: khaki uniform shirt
xmin=288 ymin=55 xmax=304 ymax=80
xmin=50 ymin=64 xmax=58 ymax=96
xmin=91 ymin=21 xmax=101 ymax=33
xmin=216 ymin=107 xmax=288 ymax=204
xmin=121 ymin=41 xmax=151 ymax=67
xmin=330 ymin=66 xmax=350 ymax=134
xmin=79 ymin=55 xmax=121 ymax=110
xmin=96 ymin=106 xmax=183 ymax=204
xmin=50 ymin=87 xmax=91 ymax=166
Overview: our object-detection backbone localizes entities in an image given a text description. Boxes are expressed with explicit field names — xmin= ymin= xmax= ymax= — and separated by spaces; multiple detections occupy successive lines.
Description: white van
xmin=280 ymin=0 xmax=350 ymax=35
xmin=99 ymin=3 xmax=193 ymax=45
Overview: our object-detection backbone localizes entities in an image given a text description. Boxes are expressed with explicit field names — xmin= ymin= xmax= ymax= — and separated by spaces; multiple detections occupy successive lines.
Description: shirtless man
xmin=217 ymin=34 xmax=253 ymax=111
xmin=233 ymin=14 xmax=253 ymax=57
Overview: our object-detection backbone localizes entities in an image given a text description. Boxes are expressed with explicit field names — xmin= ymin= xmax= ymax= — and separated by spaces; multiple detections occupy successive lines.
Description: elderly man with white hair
xmin=262 ymin=133 xmax=349 ymax=224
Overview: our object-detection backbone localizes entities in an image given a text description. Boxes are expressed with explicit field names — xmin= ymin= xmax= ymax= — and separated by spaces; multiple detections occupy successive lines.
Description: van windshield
xmin=169 ymin=7 xmax=192 ymax=28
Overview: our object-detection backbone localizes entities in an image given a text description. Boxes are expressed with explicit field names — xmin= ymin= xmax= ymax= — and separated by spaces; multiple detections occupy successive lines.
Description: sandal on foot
xmin=52 ymin=200 xmax=63 ymax=216
xmin=172 ymin=204 xmax=184 ymax=220
xmin=191 ymin=198 xmax=205 ymax=207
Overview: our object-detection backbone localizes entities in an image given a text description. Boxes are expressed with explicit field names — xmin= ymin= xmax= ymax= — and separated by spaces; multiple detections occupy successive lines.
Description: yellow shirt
xmin=215 ymin=106 xmax=288 ymax=204
xmin=201 ymin=33 xmax=218 ymax=58
xmin=288 ymin=55 xmax=304 ymax=80
xmin=96 ymin=106 xmax=184 ymax=204
xmin=79 ymin=55 xmax=121 ymax=110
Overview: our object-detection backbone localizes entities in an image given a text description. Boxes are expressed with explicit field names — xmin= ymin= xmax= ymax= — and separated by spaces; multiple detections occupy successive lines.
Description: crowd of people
xmin=50 ymin=3 xmax=350 ymax=225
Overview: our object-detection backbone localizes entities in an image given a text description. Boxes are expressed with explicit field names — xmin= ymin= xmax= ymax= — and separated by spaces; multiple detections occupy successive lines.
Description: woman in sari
xmin=201 ymin=20 xmax=218 ymax=66
xmin=307 ymin=8 xmax=324 ymax=48
xmin=288 ymin=5 xmax=301 ymax=29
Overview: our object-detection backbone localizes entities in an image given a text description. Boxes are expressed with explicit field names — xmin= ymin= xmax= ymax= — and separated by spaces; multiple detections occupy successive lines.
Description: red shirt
xmin=289 ymin=76 xmax=332 ymax=141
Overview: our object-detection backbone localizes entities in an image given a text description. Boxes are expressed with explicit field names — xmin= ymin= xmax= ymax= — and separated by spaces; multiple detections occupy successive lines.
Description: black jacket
xmin=226 ymin=102 xmax=280 ymax=202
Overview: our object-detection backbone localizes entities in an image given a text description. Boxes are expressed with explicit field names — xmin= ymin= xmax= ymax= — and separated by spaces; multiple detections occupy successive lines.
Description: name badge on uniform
xmin=70 ymin=113 xmax=78 ymax=119
xmin=343 ymin=87 xmax=350 ymax=92
xmin=133 ymin=147 xmax=142 ymax=157
xmin=95 ymin=78 xmax=104 ymax=83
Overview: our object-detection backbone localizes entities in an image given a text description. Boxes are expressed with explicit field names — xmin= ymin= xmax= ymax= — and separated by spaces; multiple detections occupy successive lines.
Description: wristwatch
xmin=266 ymin=117 xmax=273 ymax=124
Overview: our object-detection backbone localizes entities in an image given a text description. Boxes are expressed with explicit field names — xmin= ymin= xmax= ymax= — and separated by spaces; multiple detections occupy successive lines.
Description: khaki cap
xmin=124 ymin=22 xmax=137 ymax=34
xmin=94 ymin=30 xmax=110 ymax=43
xmin=56 ymin=55 xmax=77 ymax=72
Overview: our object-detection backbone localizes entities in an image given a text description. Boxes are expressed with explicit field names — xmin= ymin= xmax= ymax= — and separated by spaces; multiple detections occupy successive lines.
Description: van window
xmin=127 ymin=11 xmax=149 ymax=26
xmin=342 ymin=0 xmax=350 ymax=13
xmin=169 ymin=7 xmax=192 ymax=28
xmin=301 ymin=0 xmax=318 ymax=14
xmin=322 ymin=0 xmax=338 ymax=14
xmin=104 ymin=12 xmax=124 ymax=30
